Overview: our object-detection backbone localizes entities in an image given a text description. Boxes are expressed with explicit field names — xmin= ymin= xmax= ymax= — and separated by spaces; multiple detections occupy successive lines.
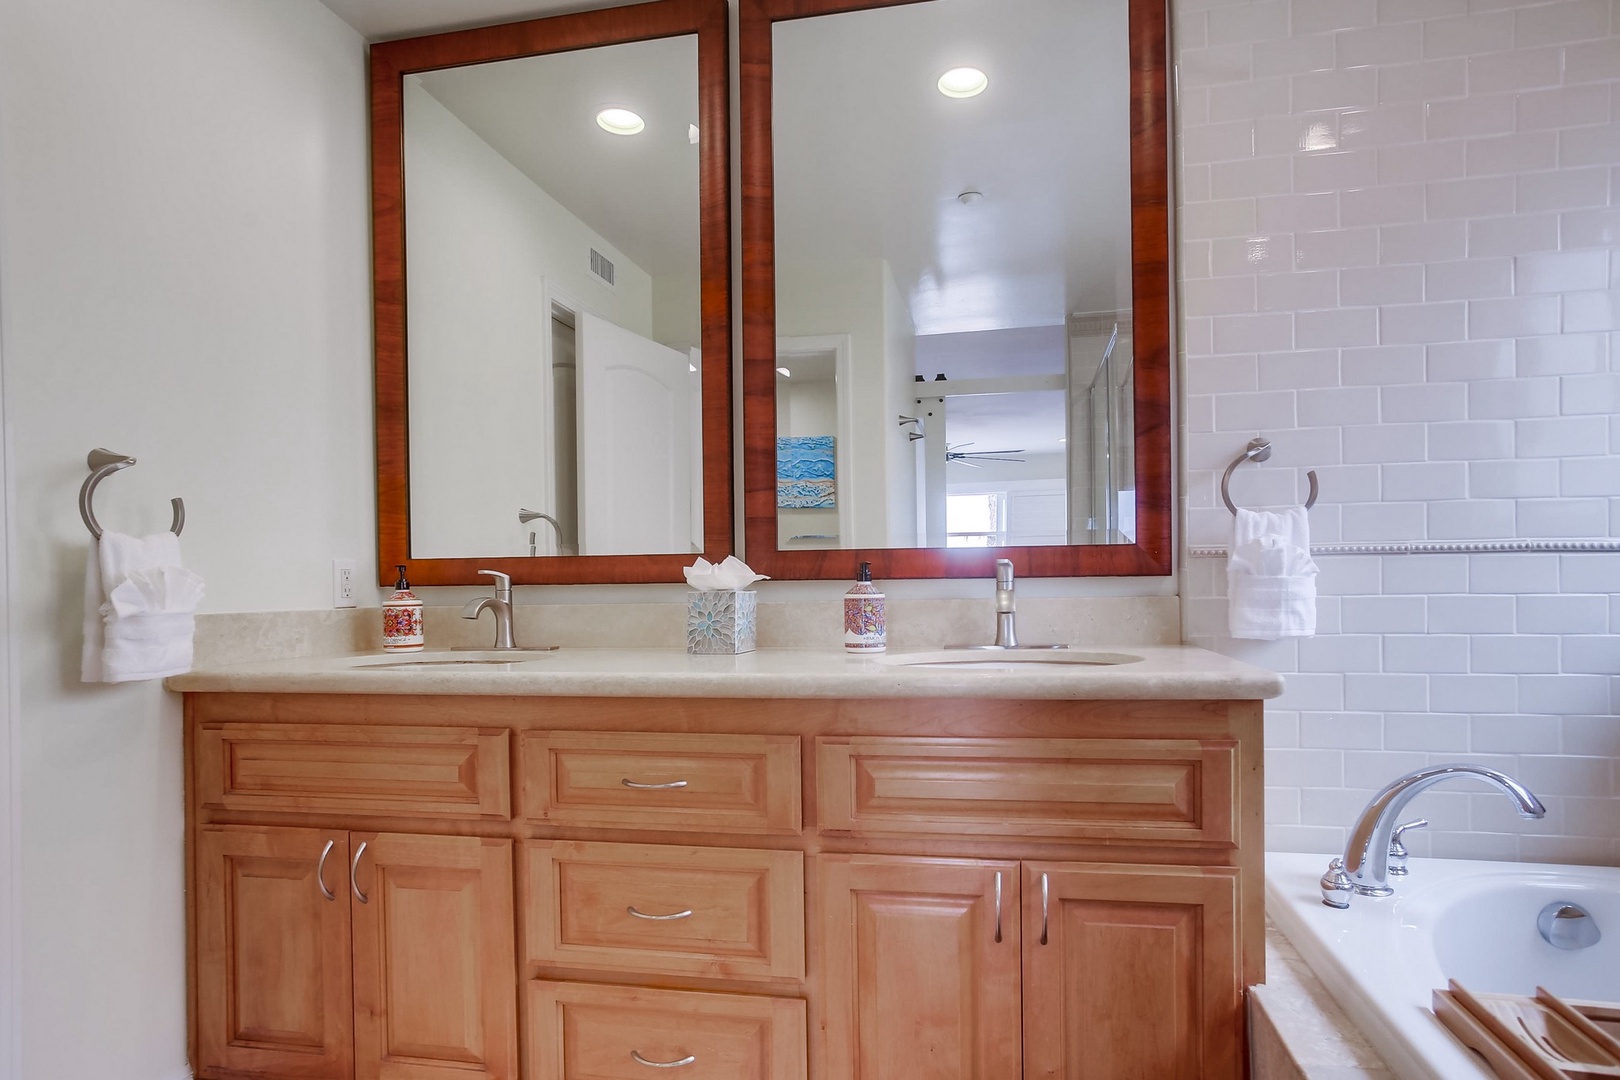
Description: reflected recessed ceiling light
xmin=938 ymin=67 xmax=988 ymax=98
xmin=689 ymin=363 xmax=698 ymax=373
xmin=689 ymin=123 xmax=700 ymax=145
xmin=776 ymin=366 xmax=792 ymax=377
xmin=596 ymin=108 xmax=645 ymax=135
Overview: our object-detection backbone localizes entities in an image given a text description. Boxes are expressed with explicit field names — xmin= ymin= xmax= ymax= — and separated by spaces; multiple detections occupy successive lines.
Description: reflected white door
xmin=577 ymin=312 xmax=693 ymax=554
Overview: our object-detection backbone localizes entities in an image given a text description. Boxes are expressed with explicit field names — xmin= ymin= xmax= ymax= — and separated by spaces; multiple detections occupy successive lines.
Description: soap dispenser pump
xmin=843 ymin=561 xmax=886 ymax=654
xmin=382 ymin=564 xmax=424 ymax=652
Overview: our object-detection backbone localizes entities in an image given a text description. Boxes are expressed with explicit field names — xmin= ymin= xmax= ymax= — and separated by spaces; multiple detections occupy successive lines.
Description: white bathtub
xmin=1266 ymin=851 xmax=1620 ymax=1080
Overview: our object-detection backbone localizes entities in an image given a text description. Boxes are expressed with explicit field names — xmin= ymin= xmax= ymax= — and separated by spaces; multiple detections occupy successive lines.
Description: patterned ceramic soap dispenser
xmin=382 ymin=564 xmax=424 ymax=652
xmin=843 ymin=561 xmax=886 ymax=654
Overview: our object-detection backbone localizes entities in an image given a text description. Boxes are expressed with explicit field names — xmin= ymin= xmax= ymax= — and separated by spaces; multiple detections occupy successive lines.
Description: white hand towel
xmin=81 ymin=531 xmax=205 ymax=683
xmin=1227 ymin=506 xmax=1318 ymax=640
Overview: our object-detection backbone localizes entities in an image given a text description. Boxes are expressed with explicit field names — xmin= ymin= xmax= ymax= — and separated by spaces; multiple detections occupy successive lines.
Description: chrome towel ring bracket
xmin=1221 ymin=437 xmax=1318 ymax=515
xmin=79 ymin=448 xmax=185 ymax=539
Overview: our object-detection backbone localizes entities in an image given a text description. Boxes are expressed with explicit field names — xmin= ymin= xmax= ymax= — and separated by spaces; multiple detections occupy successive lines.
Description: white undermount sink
xmin=351 ymin=649 xmax=557 ymax=668
xmin=880 ymin=649 xmax=1144 ymax=670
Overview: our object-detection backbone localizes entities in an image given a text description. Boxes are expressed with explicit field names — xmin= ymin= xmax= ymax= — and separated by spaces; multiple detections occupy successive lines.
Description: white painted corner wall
xmin=0 ymin=0 xmax=376 ymax=1076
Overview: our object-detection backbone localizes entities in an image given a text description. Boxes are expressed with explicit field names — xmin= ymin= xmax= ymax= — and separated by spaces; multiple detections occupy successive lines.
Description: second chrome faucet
xmin=947 ymin=559 xmax=1068 ymax=651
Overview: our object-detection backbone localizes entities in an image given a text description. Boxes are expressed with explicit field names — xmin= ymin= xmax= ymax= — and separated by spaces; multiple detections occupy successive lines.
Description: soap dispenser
xmin=382 ymin=564 xmax=424 ymax=652
xmin=843 ymin=561 xmax=886 ymax=654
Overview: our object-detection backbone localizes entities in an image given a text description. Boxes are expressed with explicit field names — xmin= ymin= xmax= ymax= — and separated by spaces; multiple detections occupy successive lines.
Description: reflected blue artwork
xmin=777 ymin=435 xmax=836 ymax=508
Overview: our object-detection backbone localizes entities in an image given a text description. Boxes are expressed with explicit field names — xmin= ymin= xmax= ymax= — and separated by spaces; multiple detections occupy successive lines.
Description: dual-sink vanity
xmin=173 ymin=644 xmax=1280 ymax=1079
xmin=269 ymin=0 xmax=1243 ymax=1072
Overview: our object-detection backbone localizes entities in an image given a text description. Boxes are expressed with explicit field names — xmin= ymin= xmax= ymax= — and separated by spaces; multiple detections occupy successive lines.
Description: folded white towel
xmin=81 ymin=531 xmax=205 ymax=683
xmin=1227 ymin=506 xmax=1318 ymax=640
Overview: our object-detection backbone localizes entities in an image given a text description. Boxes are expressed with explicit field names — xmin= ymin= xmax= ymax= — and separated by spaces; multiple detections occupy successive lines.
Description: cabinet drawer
xmin=818 ymin=736 xmax=1236 ymax=844
xmin=521 ymin=732 xmax=801 ymax=835
xmin=527 ymin=981 xmax=806 ymax=1080
xmin=196 ymin=723 xmax=511 ymax=819
xmin=523 ymin=841 xmax=804 ymax=980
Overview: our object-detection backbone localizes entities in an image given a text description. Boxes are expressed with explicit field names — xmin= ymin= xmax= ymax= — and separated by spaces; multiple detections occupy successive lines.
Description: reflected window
xmin=946 ymin=492 xmax=1001 ymax=547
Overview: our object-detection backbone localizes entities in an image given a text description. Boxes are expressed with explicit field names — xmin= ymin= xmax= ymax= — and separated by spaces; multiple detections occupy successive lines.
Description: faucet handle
xmin=1386 ymin=818 xmax=1428 ymax=876
xmin=476 ymin=569 xmax=512 ymax=598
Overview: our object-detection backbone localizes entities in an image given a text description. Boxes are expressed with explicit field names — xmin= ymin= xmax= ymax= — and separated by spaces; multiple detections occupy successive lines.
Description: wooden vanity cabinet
xmin=184 ymin=693 xmax=1262 ymax=1080
xmin=194 ymin=824 xmax=516 ymax=1080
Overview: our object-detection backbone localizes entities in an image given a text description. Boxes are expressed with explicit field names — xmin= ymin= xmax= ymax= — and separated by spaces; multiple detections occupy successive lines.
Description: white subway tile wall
xmin=1177 ymin=0 xmax=1620 ymax=865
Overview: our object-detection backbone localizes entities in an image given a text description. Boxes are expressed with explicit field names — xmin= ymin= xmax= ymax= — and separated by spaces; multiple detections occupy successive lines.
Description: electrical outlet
xmin=332 ymin=558 xmax=358 ymax=609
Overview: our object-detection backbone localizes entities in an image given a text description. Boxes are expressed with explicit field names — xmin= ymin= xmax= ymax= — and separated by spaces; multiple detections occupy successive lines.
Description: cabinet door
xmin=1022 ymin=863 xmax=1242 ymax=1080
xmin=350 ymin=833 xmax=518 ymax=1080
xmin=820 ymin=855 xmax=1021 ymax=1080
xmin=194 ymin=825 xmax=353 ymax=1079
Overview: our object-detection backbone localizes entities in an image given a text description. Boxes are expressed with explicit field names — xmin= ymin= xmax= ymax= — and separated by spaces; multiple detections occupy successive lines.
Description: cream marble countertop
xmin=168 ymin=644 xmax=1283 ymax=700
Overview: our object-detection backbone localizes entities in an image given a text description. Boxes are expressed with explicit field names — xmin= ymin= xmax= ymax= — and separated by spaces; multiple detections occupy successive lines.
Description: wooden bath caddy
xmin=1434 ymin=980 xmax=1620 ymax=1080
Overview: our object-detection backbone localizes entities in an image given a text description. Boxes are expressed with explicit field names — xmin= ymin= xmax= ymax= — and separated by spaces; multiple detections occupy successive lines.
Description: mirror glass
xmin=770 ymin=0 xmax=1135 ymax=552
xmin=372 ymin=0 xmax=732 ymax=586
xmin=404 ymin=36 xmax=703 ymax=558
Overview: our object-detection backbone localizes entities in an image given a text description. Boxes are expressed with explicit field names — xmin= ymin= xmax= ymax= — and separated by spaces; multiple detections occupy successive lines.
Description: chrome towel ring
xmin=1221 ymin=437 xmax=1317 ymax=515
xmin=79 ymin=448 xmax=185 ymax=539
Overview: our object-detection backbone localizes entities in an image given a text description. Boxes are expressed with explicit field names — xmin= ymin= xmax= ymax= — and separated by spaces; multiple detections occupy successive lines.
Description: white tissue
xmin=683 ymin=556 xmax=769 ymax=591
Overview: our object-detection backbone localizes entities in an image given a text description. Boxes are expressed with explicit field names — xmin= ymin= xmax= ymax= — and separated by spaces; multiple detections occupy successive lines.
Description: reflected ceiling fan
xmin=945 ymin=442 xmax=1026 ymax=467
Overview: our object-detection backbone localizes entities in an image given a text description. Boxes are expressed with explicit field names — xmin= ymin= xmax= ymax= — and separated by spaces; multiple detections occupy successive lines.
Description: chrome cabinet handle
xmin=1040 ymin=873 xmax=1050 ymax=946
xmin=994 ymin=871 xmax=1003 ymax=944
xmin=622 ymin=778 xmax=688 ymax=790
xmin=628 ymin=906 xmax=693 ymax=921
xmin=350 ymin=840 xmax=369 ymax=904
xmin=316 ymin=839 xmax=336 ymax=901
xmin=630 ymin=1051 xmax=696 ymax=1068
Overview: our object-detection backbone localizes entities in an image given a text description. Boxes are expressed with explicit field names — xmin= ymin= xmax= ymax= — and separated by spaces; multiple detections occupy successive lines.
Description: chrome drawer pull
xmin=631 ymin=1051 xmax=696 ymax=1068
xmin=317 ymin=839 xmax=336 ymax=901
xmin=628 ymin=906 xmax=694 ymax=921
xmin=1040 ymin=872 xmax=1049 ymax=946
xmin=994 ymin=871 xmax=1003 ymax=944
xmin=621 ymin=778 xmax=689 ymax=790
xmin=350 ymin=841 xmax=369 ymax=904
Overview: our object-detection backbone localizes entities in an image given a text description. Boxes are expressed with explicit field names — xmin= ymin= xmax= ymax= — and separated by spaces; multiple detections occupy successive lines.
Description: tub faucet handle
xmin=1319 ymin=858 xmax=1354 ymax=909
xmin=1386 ymin=818 xmax=1428 ymax=876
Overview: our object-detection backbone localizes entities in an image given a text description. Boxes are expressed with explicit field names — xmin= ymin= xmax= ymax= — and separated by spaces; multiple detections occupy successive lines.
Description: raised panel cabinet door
xmin=820 ymin=855 xmax=1022 ymax=1080
xmin=350 ymin=833 xmax=518 ymax=1080
xmin=1021 ymin=862 xmax=1242 ymax=1080
xmin=194 ymin=825 xmax=353 ymax=1080
xmin=196 ymin=723 xmax=511 ymax=820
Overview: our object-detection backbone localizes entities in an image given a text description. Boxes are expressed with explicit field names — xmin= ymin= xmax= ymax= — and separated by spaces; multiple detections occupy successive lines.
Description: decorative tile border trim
xmin=1187 ymin=539 xmax=1620 ymax=559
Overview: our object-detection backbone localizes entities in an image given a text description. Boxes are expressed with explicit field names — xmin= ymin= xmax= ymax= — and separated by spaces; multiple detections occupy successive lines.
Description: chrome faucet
xmin=1320 ymin=764 xmax=1545 ymax=908
xmin=994 ymin=558 xmax=1018 ymax=648
xmin=944 ymin=558 xmax=1068 ymax=651
xmin=461 ymin=569 xmax=517 ymax=649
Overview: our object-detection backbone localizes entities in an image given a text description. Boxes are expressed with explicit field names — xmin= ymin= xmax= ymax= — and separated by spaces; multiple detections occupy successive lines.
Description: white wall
xmin=404 ymin=79 xmax=656 ymax=558
xmin=777 ymin=258 xmax=915 ymax=547
xmin=0 ymin=0 xmax=376 ymax=1075
xmin=0 ymin=157 xmax=19 ymax=1079
xmin=1177 ymin=0 xmax=1620 ymax=865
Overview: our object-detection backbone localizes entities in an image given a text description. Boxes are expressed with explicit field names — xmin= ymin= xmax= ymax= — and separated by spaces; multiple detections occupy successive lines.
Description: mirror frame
xmin=371 ymin=0 xmax=733 ymax=586
xmin=739 ymin=0 xmax=1172 ymax=579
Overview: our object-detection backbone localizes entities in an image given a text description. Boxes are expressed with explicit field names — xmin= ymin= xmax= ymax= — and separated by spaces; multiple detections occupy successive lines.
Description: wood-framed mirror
xmin=739 ymin=0 xmax=1171 ymax=579
xmin=371 ymin=0 xmax=732 ymax=586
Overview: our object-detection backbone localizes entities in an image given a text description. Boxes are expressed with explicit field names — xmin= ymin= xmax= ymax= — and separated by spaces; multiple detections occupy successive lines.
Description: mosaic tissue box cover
xmin=686 ymin=589 xmax=758 ymax=655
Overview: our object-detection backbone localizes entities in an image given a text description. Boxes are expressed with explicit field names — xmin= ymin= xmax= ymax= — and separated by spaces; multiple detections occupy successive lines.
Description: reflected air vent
xmin=589 ymin=248 xmax=616 ymax=289
xmin=1068 ymin=311 xmax=1131 ymax=337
